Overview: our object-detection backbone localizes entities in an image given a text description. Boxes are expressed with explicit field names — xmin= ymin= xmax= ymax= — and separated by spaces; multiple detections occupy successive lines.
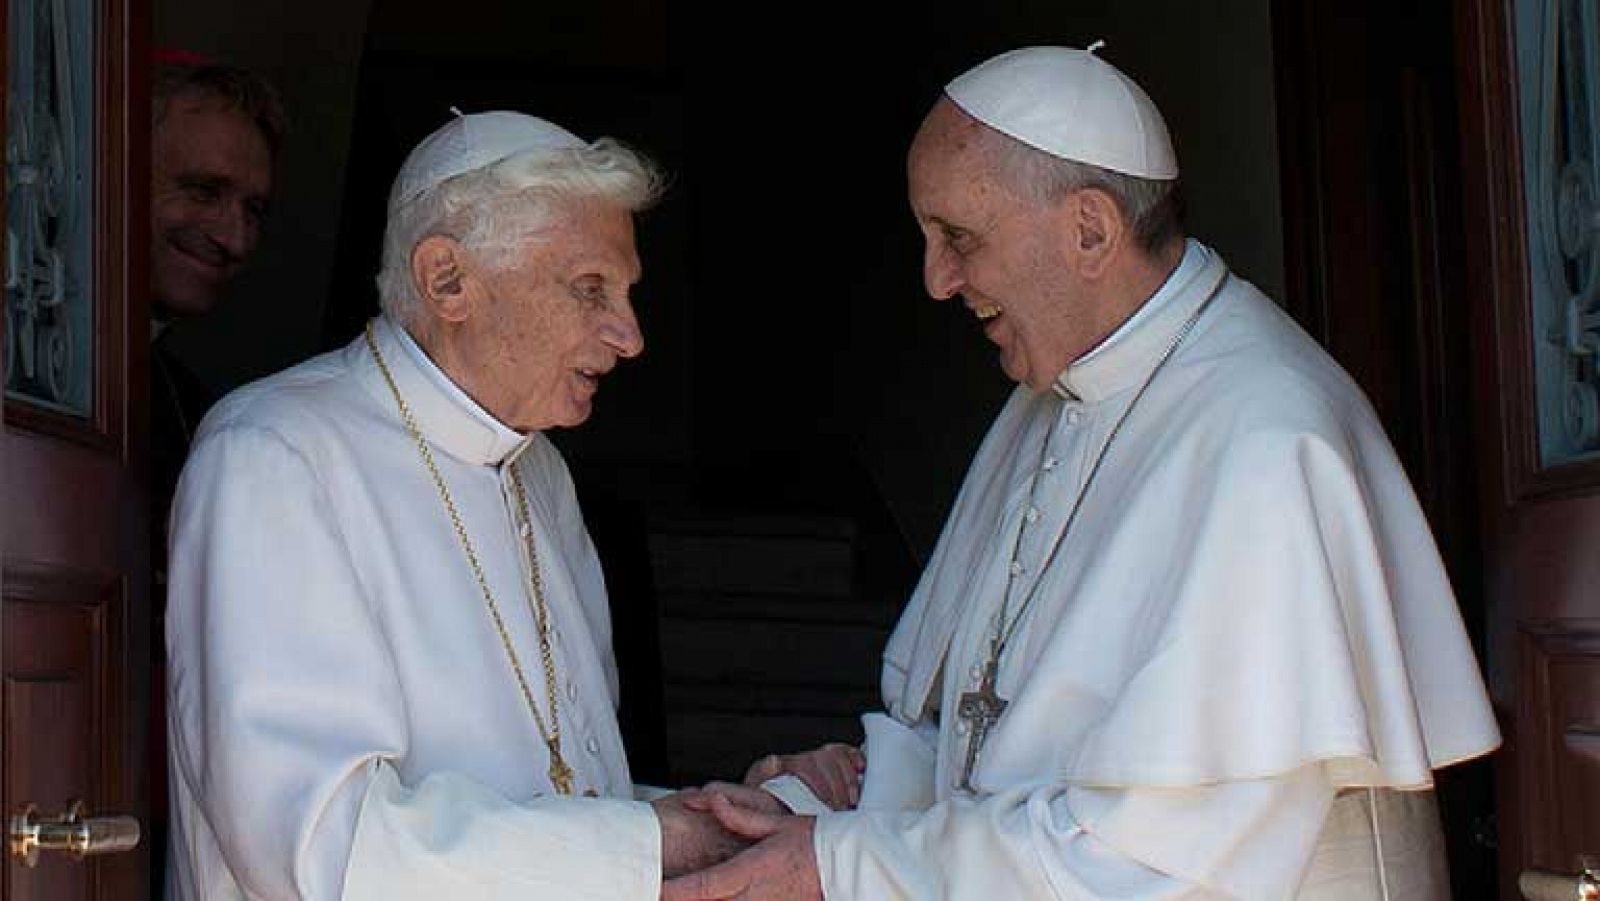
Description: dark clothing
xmin=152 ymin=334 xmax=217 ymax=546
xmin=149 ymin=332 xmax=217 ymax=901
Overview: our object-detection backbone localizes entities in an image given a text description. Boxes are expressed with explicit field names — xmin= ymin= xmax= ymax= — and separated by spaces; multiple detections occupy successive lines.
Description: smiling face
xmin=908 ymin=100 xmax=1103 ymax=392
xmin=151 ymin=95 xmax=274 ymax=318
xmin=422 ymin=197 xmax=645 ymax=432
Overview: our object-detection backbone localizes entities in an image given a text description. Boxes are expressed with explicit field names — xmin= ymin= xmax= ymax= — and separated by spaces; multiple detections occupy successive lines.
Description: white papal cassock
xmin=811 ymin=241 xmax=1501 ymax=899
xmin=165 ymin=316 xmax=660 ymax=900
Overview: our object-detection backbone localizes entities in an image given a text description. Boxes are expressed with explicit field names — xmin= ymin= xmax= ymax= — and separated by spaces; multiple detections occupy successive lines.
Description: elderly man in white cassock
xmin=165 ymin=110 xmax=744 ymax=899
xmin=664 ymin=45 xmax=1502 ymax=900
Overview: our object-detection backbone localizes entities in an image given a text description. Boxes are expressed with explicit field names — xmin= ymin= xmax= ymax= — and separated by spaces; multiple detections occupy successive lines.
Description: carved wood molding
xmin=2 ymin=559 xmax=130 ymax=893
xmin=1457 ymin=0 xmax=1600 ymax=509
xmin=2 ymin=0 xmax=140 ymax=457
xmin=1567 ymin=725 xmax=1600 ymax=763
xmin=1517 ymin=620 xmax=1600 ymax=869
xmin=0 ymin=560 xmax=120 ymax=608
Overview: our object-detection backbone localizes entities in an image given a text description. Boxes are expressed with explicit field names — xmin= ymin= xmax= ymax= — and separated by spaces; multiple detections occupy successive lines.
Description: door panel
xmin=1518 ymin=623 xmax=1600 ymax=876
xmin=1 ymin=0 xmax=150 ymax=893
xmin=3 ymin=567 xmax=119 ymax=899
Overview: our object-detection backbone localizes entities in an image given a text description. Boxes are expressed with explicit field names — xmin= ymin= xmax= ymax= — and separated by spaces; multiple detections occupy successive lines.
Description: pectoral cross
xmin=547 ymin=740 xmax=577 ymax=796
xmin=956 ymin=649 xmax=1008 ymax=792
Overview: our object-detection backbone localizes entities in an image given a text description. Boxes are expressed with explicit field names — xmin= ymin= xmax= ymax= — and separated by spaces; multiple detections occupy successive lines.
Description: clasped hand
xmin=655 ymin=743 xmax=864 ymax=900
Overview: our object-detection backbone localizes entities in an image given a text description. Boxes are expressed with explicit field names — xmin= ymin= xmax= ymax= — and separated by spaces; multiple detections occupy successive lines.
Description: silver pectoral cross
xmin=956 ymin=651 xmax=1008 ymax=792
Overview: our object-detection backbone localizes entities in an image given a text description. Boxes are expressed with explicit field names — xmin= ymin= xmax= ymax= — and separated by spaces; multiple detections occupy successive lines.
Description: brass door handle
xmin=1521 ymin=864 xmax=1600 ymax=901
xmin=8 ymin=800 xmax=140 ymax=868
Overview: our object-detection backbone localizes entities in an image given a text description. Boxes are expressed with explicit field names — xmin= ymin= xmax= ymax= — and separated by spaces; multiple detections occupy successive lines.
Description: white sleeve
xmin=166 ymin=425 xmax=659 ymax=900
xmin=814 ymin=763 xmax=1336 ymax=899
xmin=761 ymin=774 xmax=832 ymax=816
xmin=855 ymin=712 xmax=938 ymax=811
xmin=634 ymin=784 xmax=676 ymax=802
xmin=343 ymin=764 xmax=658 ymax=898
xmin=760 ymin=711 xmax=937 ymax=816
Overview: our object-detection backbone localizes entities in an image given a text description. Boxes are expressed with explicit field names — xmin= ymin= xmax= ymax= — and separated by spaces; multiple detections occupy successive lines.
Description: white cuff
xmin=761 ymin=774 xmax=831 ymax=816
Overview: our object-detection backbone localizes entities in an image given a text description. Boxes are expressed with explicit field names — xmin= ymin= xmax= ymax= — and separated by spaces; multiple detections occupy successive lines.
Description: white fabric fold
xmin=881 ymin=246 xmax=1497 ymax=793
xmin=344 ymin=762 xmax=658 ymax=899
xmin=857 ymin=712 xmax=937 ymax=812
xmin=762 ymin=774 xmax=833 ymax=817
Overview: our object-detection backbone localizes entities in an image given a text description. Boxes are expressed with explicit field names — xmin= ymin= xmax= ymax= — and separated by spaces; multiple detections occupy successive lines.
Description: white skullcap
xmin=387 ymin=109 xmax=588 ymax=212
xmin=945 ymin=44 xmax=1178 ymax=180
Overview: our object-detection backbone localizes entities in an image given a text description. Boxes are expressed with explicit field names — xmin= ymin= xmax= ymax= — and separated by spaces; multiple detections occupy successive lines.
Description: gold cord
xmin=365 ymin=324 xmax=576 ymax=795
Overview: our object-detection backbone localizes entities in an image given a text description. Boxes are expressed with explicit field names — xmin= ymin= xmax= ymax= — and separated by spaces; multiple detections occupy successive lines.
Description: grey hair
xmin=155 ymin=63 xmax=288 ymax=158
xmin=375 ymin=137 xmax=665 ymax=325
xmin=982 ymin=129 xmax=1184 ymax=254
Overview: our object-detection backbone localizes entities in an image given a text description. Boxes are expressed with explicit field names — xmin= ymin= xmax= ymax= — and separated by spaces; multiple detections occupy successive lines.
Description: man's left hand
xmin=651 ymin=791 xmax=750 ymax=878
xmin=744 ymin=743 xmax=864 ymax=810
xmin=660 ymin=795 xmax=821 ymax=901
xmin=686 ymin=781 xmax=787 ymax=817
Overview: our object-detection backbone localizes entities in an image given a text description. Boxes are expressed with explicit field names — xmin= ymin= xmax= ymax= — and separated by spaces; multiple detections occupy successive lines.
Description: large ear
xmin=410 ymin=235 xmax=478 ymax=323
xmin=1065 ymin=188 xmax=1129 ymax=279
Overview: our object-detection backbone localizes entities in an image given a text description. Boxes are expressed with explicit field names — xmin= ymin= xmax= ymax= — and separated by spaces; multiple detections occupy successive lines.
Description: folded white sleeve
xmin=344 ymin=763 xmax=658 ymax=899
xmin=818 ymin=715 xmax=1336 ymax=900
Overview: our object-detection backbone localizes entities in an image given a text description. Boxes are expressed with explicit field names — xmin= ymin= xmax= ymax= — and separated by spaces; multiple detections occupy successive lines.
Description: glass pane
xmin=4 ymin=0 xmax=96 ymax=418
xmin=1517 ymin=0 xmax=1600 ymax=467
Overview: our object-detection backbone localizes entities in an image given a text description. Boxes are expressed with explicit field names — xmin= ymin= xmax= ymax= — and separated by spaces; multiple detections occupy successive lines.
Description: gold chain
xmin=364 ymin=324 xmax=577 ymax=795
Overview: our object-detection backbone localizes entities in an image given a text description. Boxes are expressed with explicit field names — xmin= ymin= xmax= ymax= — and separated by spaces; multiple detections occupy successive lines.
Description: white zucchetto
xmin=946 ymin=44 xmax=1179 ymax=180
xmin=387 ymin=109 xmax=588 ymax=212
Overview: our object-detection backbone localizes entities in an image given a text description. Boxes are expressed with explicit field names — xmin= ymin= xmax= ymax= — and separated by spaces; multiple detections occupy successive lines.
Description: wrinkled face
xmin=151 ymin=96 xmax=274 ymax=318
xmin=464 ymin=200 xmax=644 ymax=432
xmin=908 ymin=101 xmax=1083 ymax=392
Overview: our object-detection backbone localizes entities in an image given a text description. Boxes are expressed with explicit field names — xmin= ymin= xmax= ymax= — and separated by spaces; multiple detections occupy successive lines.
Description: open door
xmin=2 ymin=0 xmax=151 ymax=895
xmin=1456 ymin=0 xmax=1600 ymax=894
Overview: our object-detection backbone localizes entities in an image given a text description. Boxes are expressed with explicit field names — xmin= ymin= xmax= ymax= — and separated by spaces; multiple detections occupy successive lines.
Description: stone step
xmin=665 ymin=711 xmax=866 ymax=787
xmin=647 ymin=512 xmax=857 ymax=598
xmin=657 ymin=589 xmax=899 ymax=627
xmin=659 ymin=619 xmax=887 ymax=688
xmin=646 ymin=510 xmax=890 ymax=786
xmin=664 ymin=682 xmax=879 ymax=717
xmin=649 ymin=511 xmax=858 ymax=540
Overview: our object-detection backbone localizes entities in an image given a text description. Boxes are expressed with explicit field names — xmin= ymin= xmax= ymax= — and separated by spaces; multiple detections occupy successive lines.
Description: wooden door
xmin=1 ymin=0 xmax=151 ymax=895
xmin=1456 ymin=0 xmax=1600 ymax=895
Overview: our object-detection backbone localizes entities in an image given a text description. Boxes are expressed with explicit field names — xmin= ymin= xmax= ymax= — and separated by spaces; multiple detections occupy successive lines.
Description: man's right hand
xmin=743 ymin=742 xmax=865 ymax=810
xmin=651 ymin=791 xmax=749 ymax=878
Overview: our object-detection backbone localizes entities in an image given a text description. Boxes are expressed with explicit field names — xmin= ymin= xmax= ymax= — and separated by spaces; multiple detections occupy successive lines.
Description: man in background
xmin=148 ymin=58 xmax=285 ymax=896
xmin=150 ymin=58 xmax=284 ymax=507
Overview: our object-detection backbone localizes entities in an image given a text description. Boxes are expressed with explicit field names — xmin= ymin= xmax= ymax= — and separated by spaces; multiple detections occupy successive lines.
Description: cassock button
xmin=969 ymin=664 xmax=983 ymax=681
xmin=1066 ymin=409 xmax=1083 ymax=426
xmin=1009 ymin=560 xmax=1024 ymax=578
xmin=1042 ymin=457 xmax=1059 ymax=472
xmin=585 ymin=736 xmax=601 ymax=755
xmin=1024 ymin=506 xmax=1040 ymax=524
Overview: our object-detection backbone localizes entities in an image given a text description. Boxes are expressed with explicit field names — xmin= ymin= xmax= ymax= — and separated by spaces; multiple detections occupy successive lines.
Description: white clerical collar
xmin=364 ymin=315 xmax=530 ymax=467
xmin=1053 ymin=239 xmax=1226 ymax=403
